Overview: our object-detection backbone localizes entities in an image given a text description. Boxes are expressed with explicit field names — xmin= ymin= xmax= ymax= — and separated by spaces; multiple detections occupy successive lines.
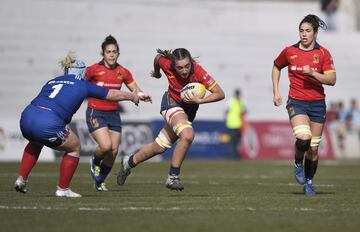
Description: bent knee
xmin=98 ymin=144 xmax=112 ymax=154
xmin=179 ymin=129 xmax=195 ymax=144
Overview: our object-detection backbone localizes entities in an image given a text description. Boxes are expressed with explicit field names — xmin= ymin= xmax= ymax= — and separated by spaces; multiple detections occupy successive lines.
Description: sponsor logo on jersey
xmin=290 ymin=66 xmax=301 ymax=71
xmin=291 ymin=65 xmax=318 ymax=72
xmin=98 ymin=71 xmax=106 ymax=75
xmin=96 ymin=82 xmax=121 ymax=88
xmin=290 ymin=55 xmax=298 ymax=59
xmin=104 ymin=83 xmax=121 ymax=88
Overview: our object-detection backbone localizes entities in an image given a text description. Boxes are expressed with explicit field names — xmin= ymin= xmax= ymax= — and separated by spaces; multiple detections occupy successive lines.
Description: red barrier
xmin=240 ymin=121 xmax=334 ymax=160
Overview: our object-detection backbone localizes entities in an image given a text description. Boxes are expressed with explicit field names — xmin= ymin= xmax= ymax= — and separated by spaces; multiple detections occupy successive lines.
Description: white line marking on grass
xmin=294 ymin=208 xmax=353 ymax=212
xmin=0 ymin=173 xmax=89 ymax=177
xmin=78 ymin=207 xmax=111 ymax=211
xmin=0 ymin=205 xmax=356 ymax=213
xmin=0 ymin=205 xmax=64 ymax=210
xmin=209 ymin=182 xmax=220 ymax=185
xmin=256 ymin=182 xmax=336 ymax=187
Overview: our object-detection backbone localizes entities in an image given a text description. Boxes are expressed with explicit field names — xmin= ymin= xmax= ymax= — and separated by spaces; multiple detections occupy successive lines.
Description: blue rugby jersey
xmin=30 ymin=75 xmax=108 ymax=124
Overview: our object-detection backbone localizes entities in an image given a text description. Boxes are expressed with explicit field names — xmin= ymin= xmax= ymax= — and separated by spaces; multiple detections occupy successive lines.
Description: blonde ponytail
xmin=59 ymin=54 xmax=77 ymax=69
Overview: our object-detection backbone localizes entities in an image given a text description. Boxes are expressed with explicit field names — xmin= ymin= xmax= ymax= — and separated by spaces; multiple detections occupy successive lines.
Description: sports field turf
xmin=1 ymin=160 xmax=360 ymax=232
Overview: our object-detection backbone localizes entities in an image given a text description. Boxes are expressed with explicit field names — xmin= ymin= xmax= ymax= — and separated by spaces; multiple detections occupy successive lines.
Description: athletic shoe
xmin=116 ymin=156 xmax=131 ymax=185
xmin=94 ymin=182 xmax=109 ymax=192
xmin=14 ymin=176 xmax=27 ymax=194
xmin=55 ymin=187 xmax=82 ymax=198
xmin=90 ymin=157 xmax=102 ymax=182
xmin=303 ymin=179 xmax=316 ymax=196
xmin=165 ymin=175 xmax=184 ymax=191
xmin=294 ymin=162 xmax=305 ymax=185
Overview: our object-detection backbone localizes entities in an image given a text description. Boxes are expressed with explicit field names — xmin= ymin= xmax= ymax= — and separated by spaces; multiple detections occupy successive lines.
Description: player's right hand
xmin=273 ymin=94 xmax=282 ymax=106
xmin=131 ymin=89 xmax=140 ymax=106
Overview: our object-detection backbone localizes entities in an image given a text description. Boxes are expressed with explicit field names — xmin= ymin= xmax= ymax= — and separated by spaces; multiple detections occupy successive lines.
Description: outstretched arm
xmin=126 ymin=82 xmax=152 ymax=103
xmin=106 ymin=89 xmax=140 ymax=106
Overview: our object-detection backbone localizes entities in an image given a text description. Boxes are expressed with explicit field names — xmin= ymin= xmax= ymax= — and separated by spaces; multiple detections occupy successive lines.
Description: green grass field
xmin=1 ymin=160 xmax=360 ymax=232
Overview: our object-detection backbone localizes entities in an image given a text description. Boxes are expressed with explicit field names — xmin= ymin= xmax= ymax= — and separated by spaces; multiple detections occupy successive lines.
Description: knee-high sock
xmin=19 ymin=142 xmax=43 ymax=180
xmin=99 ymin=163 xmax=112 ymax=182
xmin=58 ymin=154 xmax=79 ymax=189
xmin=304 ymin=158 xmax=318 ymax=180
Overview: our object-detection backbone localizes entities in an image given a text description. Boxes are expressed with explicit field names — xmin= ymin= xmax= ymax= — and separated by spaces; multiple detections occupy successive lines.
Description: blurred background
xmin=1 ymin=0 xmax=359 ymax=161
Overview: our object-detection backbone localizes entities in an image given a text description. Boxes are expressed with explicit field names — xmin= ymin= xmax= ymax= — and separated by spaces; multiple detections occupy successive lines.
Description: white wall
xmin=0 ymin=0 xmax=359 ymax=123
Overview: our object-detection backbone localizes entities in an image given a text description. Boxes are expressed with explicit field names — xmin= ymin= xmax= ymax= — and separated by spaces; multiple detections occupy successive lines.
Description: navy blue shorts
xmin=20 ymin=104 xmax=69 ymax=147
xmin=286 ymin=98 xmax=326 ymax=124
xmin=86 ymin=108 xmax=122 ymax=133
xmin=160 ymin=91 xmax=199 ymax=122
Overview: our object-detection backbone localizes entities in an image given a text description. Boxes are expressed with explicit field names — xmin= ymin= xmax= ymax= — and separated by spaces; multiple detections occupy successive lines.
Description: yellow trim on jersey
xmin=208 ymin=82 xmax=217 ymax=91
xmin=126 ymin=81 xmax=137 ymax=88
xmin=324 ymin=70 xmax=336 ymax=74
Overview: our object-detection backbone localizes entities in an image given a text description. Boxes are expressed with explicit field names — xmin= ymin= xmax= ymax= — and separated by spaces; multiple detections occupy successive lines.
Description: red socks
xmin=19 ymin=142 xmax=43 ymax=180
xmin=19 ymin=142 xmax=80 ymax=189
xmin=58 ymin=154 xmax=79 ymax=189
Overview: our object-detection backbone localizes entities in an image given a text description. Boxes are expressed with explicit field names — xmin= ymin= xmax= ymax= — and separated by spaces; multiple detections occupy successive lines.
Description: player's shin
xmin=19 ymin=142 xmax=43 ymax=180
xmin=59 ymin=153 xmax=79 ymax=189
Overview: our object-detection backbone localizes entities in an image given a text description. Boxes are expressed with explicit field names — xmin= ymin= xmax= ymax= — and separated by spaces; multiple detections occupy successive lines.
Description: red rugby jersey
xmin=86 ymin=61 xmax=135 ymax=111
xmin=158 ymin=56 xmax=217 ymax=103
xmin=274 ymin=42 xmax=336 ymax=101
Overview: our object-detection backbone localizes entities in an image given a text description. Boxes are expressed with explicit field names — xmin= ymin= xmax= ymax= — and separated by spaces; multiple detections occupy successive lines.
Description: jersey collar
xmin=98 ymin=59 xmax=120 ymax=69
xmin=293 ymin=41 xmax=321 ymax=50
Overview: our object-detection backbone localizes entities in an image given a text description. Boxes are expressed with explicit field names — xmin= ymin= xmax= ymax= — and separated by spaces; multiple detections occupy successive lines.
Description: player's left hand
xmin=302 ymin=65 xmax=314 ymax=76
xmin=184 ymin=91 xmax=202 ymax=104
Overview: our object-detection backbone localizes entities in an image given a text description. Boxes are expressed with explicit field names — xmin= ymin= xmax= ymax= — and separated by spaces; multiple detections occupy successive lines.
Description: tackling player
xmin=14 ymin=55 xmax=140 ymax=197
xmin=86 ymin=35 xmax=151 ymax=192
xmin=271 ymin=14 xmax=336 ymax=195
xmin=117 ymin=48 xmax=225 ymax=191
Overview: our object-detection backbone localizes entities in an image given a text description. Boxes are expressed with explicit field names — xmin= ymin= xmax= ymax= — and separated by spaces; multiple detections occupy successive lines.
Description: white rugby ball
xmin=180 ymin=82 xmax=206 ymax=101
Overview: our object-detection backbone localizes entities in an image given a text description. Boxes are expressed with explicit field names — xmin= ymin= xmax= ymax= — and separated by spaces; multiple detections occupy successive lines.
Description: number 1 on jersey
xmin=49 ymin=84 xmax=63 ymax=98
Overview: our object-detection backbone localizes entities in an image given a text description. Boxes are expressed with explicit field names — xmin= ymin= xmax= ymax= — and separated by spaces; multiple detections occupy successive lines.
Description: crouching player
xmin=14 ymin=55 xmax=141 ymax=197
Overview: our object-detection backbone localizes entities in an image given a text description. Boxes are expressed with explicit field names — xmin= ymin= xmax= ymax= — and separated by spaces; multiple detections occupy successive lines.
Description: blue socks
xmin=93 ymin=155 xmax=103 ymax=166
xmin=128 ymin=155 xmax=137 ymax=168
xmin=169 ymin=166 xmax=180 ymax=176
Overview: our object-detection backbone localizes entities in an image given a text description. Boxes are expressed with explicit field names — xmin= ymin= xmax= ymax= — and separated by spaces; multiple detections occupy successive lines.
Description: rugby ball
xmin=180 ymin=82 xmax=206 ymax=101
